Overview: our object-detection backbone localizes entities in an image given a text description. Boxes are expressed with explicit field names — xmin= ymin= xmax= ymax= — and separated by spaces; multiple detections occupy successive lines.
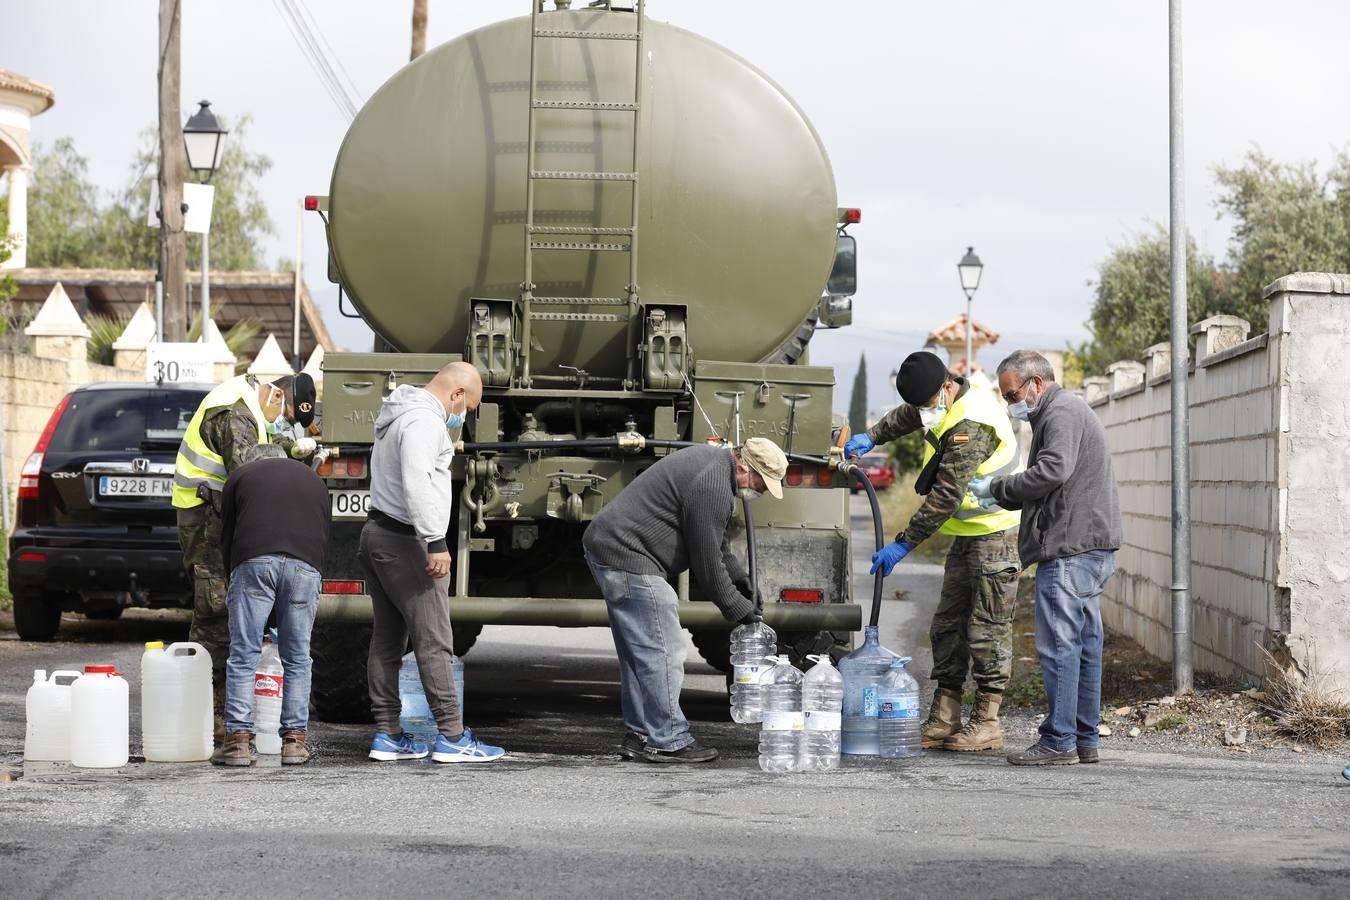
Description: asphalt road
xmin=2 ymin=495 xmax=1348 ymax=899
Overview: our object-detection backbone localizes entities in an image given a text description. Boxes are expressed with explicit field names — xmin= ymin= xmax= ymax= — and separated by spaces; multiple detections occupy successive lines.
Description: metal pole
xmin=155 ymin=279 xmax=164 ymax=343
xmin=200 ymin=231 xmax=210 ymax=340
xmin=965 ymin=294 xmax=974 ymax=374
xmin=293 ymin=199 xmax=303 ymax=371
xmin=1168 ymin=0 xmax=1193 ymax=693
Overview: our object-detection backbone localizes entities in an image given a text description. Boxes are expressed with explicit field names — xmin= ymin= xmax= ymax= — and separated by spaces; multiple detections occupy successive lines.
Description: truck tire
xmin=309 ymin=622 xmax=375 ymax=724
xmin=13 ymin=590 xmax=63 ymax=642
xmin=453 ymin=624 xmax=483 ymax=658
xmin=689 ymin=629 xmax=731 ymax=674
xmin=763 ymin=310 xmax=819 ymax=366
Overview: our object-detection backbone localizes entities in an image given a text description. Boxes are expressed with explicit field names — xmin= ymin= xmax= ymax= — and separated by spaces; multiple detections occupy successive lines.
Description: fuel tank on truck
xmin=327 ymin=8 xmax=839 ymax=375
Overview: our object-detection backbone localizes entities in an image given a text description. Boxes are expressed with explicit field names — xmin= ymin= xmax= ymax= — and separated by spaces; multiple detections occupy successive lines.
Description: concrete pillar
xmin=301 ymin=344 xmax=325 ymax=398
xmin=202 ymin=318 xmax=238 ymax=384
xmin=24 ymin=282 xmax=90 ymax=386
xmin=3 ymin=164 xmax=29 ymax=269
xmin=1191 ymin=314 xmax=1251 ymax=361
xmin=111 ymin=301 xmax=157 ymax=372
xmin=246 ymin=333 xmax=294 ymax=383
xmin=1107 ymin=360 xmax=1145 ymax=393
xmin=1140 ymin=343 xmax=1172 ymax=380
xmin=1082 ymin=376 xmax=1110 ymax=404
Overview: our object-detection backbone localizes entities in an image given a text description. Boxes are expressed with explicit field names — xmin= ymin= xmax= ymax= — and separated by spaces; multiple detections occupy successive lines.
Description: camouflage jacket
xmin=867 ymin=384 xmax=1002 ymax=547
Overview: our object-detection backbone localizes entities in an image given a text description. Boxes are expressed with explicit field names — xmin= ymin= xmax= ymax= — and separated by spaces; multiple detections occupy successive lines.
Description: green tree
xmin=848 ymin=352 xmax=868 ymax=437
xmin=26 ymin=118 xmax=275 ymax=271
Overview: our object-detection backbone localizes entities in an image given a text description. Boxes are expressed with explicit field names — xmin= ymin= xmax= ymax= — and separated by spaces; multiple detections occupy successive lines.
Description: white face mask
xmin=919 ymin=404 xmax=946 ymax=431
xmin=1008 ymin=382 xmax=1041 ymax=422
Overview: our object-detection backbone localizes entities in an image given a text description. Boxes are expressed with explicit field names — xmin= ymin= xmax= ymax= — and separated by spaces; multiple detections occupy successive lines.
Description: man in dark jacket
xmin=970 ymin=350 xmax=1123 ymax=766
xmin=211 ymin=443 xmax=329 ymax=767
xmin=583 ymin=437 xmax=788 ymax=764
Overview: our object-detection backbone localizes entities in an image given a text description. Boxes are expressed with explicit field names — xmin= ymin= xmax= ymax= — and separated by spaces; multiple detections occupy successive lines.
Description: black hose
xmin=741 ymin=492 xmax=758 ymax=614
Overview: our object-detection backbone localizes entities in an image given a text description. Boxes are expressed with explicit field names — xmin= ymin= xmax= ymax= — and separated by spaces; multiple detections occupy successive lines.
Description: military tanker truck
xmin=305 ymin=1 xmax=863 ymax=721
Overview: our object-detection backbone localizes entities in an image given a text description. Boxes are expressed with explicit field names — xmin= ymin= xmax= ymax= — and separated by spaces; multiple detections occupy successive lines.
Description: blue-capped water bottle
xmin=838 ymin=625 xmax=897 ymax=756
xmin=877 ymin=657 xmax=921 ymax=759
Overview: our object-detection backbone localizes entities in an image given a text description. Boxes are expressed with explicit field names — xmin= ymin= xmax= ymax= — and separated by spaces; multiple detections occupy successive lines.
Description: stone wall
xmin=1088 ymin=273 xmax=1350 ymax=696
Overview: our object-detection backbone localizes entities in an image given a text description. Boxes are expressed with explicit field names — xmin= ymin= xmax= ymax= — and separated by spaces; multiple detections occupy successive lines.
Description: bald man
xmin=361 ymin=362 xmax=505 ymax=763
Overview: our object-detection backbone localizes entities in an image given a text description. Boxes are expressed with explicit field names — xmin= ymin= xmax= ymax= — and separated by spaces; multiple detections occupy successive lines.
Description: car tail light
xmin=17 ymin=552 xmax=46 ymax=562
xmin=780 ymin=588 xmax=824 ymax=604
xmin=18 ymin=394 xmax=73 ymax=500
xmin=322 ymin=580 xmax=365 ymax=594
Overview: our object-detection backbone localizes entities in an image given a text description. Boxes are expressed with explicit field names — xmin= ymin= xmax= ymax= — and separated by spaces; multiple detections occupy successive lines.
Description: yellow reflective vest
xmin=922 ymin=383 xmax=1023 ymax=537
xmin=171 ymin=376 xmax=270 ymax=510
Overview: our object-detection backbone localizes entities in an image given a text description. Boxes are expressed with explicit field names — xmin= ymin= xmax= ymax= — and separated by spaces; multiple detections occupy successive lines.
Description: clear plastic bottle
xmin=799 ymin=654 xmax=843 ymax=772
xmin=838 ymin=624 xmax=898 ymax=756
xmin=398 ymin=653 xmax=465 ymax=741
xmin=877 ymin=657 xmax=922 ymax=759
xmin=254 ymin=631 xmax=284 ymax=754
xmin=758 ymin=655 xmax=803 ymax=773
xmin=730 ymin=619 xmax=777 ymax=723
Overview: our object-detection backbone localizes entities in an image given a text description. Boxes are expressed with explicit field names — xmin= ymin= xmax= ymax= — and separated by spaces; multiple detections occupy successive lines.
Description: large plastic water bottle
xmin=730 ymin=619 xmax=777 ymax=723
xmin=799 ymin=654 xmax=843 ymax=772
xmin=758 ymin=655 xmax=803 ymax=773
xmin=877 ymin=657 xmax=922 ymax=759
xmin=141 ymin=641 xmax=212 ymax=762
xmin=25 ymin=669 xmax=81 ymax=762
xmin=838 ymin=624 xmax=898 ymax=756
xmin=70 ymin=665 xmax=129 ymax=768
xmin=399 ymin=652 xmax=465 ymax=741
xmin=254 ymin=632 xmax=284 ymax=754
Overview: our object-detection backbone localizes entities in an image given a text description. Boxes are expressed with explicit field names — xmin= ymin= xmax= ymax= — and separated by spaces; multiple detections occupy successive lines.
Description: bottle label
xmin=761 ymin=711 xmax=804 ymax=732
xmin=803 ymin=710 xmax=842 ymax=731
xmin=733 ymin=664 xmax=766 ymax=685
xmin=877 ymin=693 xmax=919 ymax=719
xmin=254 ymin=673 xmax=284 ymax=699
xmin=860 ymin=686 xmax=878 ymax=717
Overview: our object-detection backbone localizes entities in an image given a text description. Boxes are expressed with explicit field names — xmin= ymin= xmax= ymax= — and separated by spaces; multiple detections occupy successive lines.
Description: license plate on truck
xmin=331 ymin=490 xmax=371 ymax=520
xmin=99 ymin=476 xmax=172 ymax=498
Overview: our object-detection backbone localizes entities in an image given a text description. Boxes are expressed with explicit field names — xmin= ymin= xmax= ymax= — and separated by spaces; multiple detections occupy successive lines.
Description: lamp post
xmin=183 ymin=100 xmax=228 ymax=342
xmin=957 ymin=246 xmax=983 ymax=375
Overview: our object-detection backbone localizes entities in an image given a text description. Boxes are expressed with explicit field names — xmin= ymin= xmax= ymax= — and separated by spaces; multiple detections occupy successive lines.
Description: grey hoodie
xmin=370 ymin=385 xmax=454 ymax=552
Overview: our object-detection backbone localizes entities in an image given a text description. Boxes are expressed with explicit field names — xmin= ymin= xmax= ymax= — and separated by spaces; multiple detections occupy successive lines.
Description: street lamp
xmin=957 ymin=246 xmax=984 ymax=374
xmin=183 ymin=101 xmax=228 ymax=342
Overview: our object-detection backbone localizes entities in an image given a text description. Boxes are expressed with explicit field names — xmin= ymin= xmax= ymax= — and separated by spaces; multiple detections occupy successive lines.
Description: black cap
xmin=895 ymin=351 xmax=949 ymax=405
xmin=293 ymin=373 xmax=317 ymax=428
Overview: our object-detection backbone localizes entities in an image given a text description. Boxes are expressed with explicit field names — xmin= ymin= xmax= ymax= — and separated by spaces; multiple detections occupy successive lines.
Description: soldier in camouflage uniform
xmin=845 ymin=351 xmax=1022 ymax=752
xmin=174 ymin=373 xmax=318 ymax=740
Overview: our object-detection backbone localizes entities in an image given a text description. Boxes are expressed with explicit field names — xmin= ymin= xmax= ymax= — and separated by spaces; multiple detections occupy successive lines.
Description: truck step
xmin=529 ymin=240 xmax=630 ymax=252
xmin=528 ymin=311 xmax=627 ymax=322
xmin=531 ymin=100 xmax=640 ymax=111
xmin=531 ymin=170 xmax=637 ymax=182
xmin=534 ymin=29 xmax=640 ymax=41
xmin=527 ymin=225 xmax=636 ymax=235
xmin=529 ymin=297 xmax=630 ymax=305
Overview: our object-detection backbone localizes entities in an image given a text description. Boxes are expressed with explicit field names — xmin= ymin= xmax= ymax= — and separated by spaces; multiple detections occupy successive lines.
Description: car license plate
xmin=99 ymin=476 xmax=172 ymax=498
xmin=331 ymin=490 xmax=371 ymax=520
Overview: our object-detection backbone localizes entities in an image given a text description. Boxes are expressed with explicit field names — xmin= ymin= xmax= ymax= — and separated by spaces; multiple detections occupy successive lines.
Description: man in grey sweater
xmin=584 ymin=438 xmax=788 ymax=764
xmin=361 ymin=361 xmax=506 ymax=764
xmin=970 ymin=350 xmax=1122 ymax=766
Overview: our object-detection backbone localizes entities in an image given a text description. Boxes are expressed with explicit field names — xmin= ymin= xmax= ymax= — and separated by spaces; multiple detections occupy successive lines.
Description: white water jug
xmin=70 ymin=665 xmax=129 ymax=768
xmin=24 ymin=669 xmax=81 ymax=761
xmin=141 ymin=641 xmax=212 ymax=762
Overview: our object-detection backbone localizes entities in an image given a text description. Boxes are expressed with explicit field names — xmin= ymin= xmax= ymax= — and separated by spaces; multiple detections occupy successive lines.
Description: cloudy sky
xmin=4 ymin=1 xmax=1348 ymax=408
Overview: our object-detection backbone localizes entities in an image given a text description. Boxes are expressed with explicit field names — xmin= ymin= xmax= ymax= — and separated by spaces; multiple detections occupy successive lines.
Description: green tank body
xmin=327 ymin=9 xmax=838 ymax=374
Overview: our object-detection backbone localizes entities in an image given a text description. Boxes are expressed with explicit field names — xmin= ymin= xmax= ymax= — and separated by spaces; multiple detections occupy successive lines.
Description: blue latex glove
xmin=870 ymin=541 xmax=913 ymax=576
xmin=844 ymin=432 xmax=875 ymax=459
xmin=968 ymin=475 xmax=994 ymax=502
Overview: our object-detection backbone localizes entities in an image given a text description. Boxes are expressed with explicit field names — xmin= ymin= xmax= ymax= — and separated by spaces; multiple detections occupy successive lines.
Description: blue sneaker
xmin=368 ymin=731 xmax=429 ymax=761
xmin=431 ymin=728 xmax=506 ymax=763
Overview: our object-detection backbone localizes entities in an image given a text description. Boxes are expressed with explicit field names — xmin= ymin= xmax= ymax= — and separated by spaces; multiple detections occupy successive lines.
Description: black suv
xmin=8 ymin=382 xmax=211 ymax=640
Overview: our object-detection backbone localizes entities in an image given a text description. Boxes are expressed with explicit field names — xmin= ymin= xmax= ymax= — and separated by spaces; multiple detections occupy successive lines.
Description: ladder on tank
xmin=520 ymin=0 xmax=647 ymax=389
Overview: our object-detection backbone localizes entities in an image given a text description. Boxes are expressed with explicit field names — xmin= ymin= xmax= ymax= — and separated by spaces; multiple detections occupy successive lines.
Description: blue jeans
xmin=585 ymin=553 xmax=692 ymax=752
xmin=1034 ymin=550 xmax=1116 ymax=752
xmin=225 ymin=554 xmax=321 ymax=734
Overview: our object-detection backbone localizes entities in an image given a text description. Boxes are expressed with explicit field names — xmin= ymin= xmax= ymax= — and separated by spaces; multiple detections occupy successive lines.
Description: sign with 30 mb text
xmin=145 ymin=342 xmax=216 ymax=385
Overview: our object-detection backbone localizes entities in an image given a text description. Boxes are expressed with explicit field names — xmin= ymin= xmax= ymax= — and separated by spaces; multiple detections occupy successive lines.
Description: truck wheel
xmin=13 ymin=590 xmax=63 ymax=642
xmin=689 ymin=629 xmax=731 ymax=674
xmin=310 ymin=622 xmax=375 ymax=724
xmin=453 ymin=624 xmax=482 ymax=658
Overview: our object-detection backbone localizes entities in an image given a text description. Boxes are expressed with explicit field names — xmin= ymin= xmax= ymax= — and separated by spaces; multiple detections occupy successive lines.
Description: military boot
xmin=943 ymin=692 xmax=1004 ymax=752
xmin=920 ymin=687 xmax=964 ymax=750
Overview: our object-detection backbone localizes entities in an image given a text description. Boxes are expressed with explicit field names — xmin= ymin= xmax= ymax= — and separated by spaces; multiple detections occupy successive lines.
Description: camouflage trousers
xmin=178 ymin=505 xmax=229 ymax=681
xmin=930 ymin=529 xmax=1020 ymax=694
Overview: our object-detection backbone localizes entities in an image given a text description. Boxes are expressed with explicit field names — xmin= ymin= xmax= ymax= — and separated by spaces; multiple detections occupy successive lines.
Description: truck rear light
xmin=780 ymin=588 xmax=823 ymax=604
xmin=817 ymin=467 xmax=833 ymax=488
xmin=18 ymin=552 xmax=46 ymax=562
xmin=801 ymin=466 xmax=817 ymax=486
xmin=845 ymin=208 xmax=862 ymax=223
xmin=318 ymin=455 xmax=365 ymax=479
xmin=785 ymin=465 xmax=802 ymax=487
xmin=322 ymin=580 xmax=365 ymax=594
xmin=346 ymin=457 xmax=365 ymax=478
xmin=304 ymin=195 xmax=321 ymax=211
xmin=19 ymin=394 xmax=73 ymax=500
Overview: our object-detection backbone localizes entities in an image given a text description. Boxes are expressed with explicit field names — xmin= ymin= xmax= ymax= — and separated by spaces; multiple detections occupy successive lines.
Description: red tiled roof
xmin=927 ymin=313 xmax=999 ymax=345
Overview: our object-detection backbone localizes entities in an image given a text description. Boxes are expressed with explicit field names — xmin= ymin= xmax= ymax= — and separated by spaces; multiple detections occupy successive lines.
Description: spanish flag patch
xmin=952 ymin=433 xmax=970 ymax=443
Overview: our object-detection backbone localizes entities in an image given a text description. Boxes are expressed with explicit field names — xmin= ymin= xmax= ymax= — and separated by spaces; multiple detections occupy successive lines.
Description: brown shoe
xmin=211 ymin=731 xmax=255 ymax=767
xmin=281 ymin=730 xmax=311 ymax=766
xmin=920 ymin=687 xmax=964 ymax=750
xmin=943 ymin=692 xmax=1004 ymax=752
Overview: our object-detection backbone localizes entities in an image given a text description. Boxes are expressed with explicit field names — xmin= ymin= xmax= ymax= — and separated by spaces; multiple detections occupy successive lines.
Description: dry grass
xmin=1258 ymin=649 xmax=1350 ymax=749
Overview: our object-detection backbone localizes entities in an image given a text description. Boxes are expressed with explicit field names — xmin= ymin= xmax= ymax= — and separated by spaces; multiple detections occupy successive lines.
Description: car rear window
xmin=47 ymin=389 xmax=209 ymax=453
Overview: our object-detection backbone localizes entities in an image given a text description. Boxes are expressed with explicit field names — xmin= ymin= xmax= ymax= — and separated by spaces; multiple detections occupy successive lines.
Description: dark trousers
xmin=358 ymin=521 xmax=462 ymax=738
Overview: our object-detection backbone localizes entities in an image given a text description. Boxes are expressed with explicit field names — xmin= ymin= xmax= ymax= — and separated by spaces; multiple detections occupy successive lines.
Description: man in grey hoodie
xmin=360 ymin=361 xmax=505 ymax=763
xmin=970 ymin=350 xmax=1122 ymax=767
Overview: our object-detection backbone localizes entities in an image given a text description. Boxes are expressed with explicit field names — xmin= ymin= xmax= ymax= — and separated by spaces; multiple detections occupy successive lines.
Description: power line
xmin=296 ymin=0 xmax=365 ymax=106
xmin=271 ymin=0 xmax=358 ymax=121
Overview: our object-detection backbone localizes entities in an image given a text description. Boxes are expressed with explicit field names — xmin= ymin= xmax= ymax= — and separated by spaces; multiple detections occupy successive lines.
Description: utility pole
xmin=411 ymin=0 xmax=428 ymax=60
xmin=1169 ymin=0 xmax=1194 ymax=694
xmin=158 ymin=0 xmax=188 ymax=341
